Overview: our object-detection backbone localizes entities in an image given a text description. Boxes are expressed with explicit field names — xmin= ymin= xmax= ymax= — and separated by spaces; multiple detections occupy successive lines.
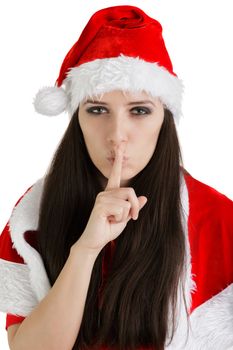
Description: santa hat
xmin=33 ymin=5 xmax=184 ymax=124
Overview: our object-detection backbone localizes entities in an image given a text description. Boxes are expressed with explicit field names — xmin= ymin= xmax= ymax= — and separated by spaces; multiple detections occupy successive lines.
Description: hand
xmin=76 ymin=142 xmax=148 ymax=254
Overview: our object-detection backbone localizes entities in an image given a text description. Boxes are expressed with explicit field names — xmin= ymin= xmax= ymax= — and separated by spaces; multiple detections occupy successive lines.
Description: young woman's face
xmin=78 ymin=89 xmax=165 ymax=188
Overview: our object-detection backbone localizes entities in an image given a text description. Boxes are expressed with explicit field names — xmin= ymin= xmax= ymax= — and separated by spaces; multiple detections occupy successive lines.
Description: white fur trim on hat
xmin=65 ymin=54 xmax=184 ymax=124
xmin=33 ymin=54 xmax=184 ymax=124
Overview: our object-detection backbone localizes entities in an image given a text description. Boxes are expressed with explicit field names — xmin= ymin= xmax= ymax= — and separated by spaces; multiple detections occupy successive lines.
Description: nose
xmin=106 ymin=116 xmax=128 ymax=146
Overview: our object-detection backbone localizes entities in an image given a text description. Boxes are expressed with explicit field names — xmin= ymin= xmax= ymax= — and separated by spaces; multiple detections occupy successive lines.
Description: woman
xmin=0 ymin=5 xmax=233 ymax=350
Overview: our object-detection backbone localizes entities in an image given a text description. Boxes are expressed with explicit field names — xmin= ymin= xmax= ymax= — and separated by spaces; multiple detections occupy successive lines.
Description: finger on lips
xmin=105 ymin=142 xmax=139 ymax=220
xmin=106 ymin=142 xmax=126 ymax=190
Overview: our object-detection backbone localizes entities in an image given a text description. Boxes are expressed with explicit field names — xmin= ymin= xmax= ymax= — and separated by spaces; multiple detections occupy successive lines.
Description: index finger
xmin=105 ymin=142 xmax=127 ymax=190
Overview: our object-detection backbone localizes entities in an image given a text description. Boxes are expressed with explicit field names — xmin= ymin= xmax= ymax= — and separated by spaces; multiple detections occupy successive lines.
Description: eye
xmin=86 ymin=106 xmax=108 ymax=114
xmin=131 ymin=107 xmax=151 ymax=116
xmin=86 ymin=106 xmax=151 ymax=116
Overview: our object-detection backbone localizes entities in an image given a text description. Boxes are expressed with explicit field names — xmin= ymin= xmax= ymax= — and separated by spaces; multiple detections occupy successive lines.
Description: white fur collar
xmin=9 ymin=177 xmax=51 ymax=302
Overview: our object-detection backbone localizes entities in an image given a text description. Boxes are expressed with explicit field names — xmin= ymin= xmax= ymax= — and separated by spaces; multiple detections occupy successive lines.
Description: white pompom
xmin=33 ymin=86 xmax=68 ymax=116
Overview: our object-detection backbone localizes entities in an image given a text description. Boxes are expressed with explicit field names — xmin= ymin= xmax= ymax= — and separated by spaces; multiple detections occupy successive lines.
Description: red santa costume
xmin=1 ymin=5 xmax=233 ymax=349
xmin=1 ymin=169 xmax=233 ymax=349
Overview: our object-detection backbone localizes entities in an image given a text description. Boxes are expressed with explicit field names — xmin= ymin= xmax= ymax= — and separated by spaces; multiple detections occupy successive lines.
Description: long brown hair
xmin=37 ymin=107 xmax=188 ymax=349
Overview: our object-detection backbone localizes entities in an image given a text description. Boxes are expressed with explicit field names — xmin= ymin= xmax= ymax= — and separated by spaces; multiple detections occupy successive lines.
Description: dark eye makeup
xmin=85 ymin=106 xmax=152 ymax=116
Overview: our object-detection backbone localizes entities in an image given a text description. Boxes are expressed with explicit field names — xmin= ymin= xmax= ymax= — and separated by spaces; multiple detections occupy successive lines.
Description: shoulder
xmin=183 ymin=170 xmax=233 ymax=230
xmin=0 ymin=178 xmax=45 ymax=263
xmin=0 ymin=177 xmax=51 ymax=317
xmin=10 ymin=177 xmax=45 ymax=225
xmin=184 ymin=170 xmax=233 ymax=210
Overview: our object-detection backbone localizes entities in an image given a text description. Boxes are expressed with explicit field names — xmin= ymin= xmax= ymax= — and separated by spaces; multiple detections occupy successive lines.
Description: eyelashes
xmin=85 ymin=106 xmax=152 ymax=116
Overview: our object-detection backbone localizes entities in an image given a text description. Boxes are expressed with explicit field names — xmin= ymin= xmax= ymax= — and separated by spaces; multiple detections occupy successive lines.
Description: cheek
xmin=153 ymin=126 xmax=162 ymax=142
xmin=151 ymin=116 xmax=164 ymax=141
xmin=140 ymin=122 xmax=162 ymax=145
xmin=137 ymin=123 xmax=163 ymax=160
xmin=80 ymin=120 xmax=100 ymax=146
xmin=82 ymin=129 xmax=104 ymax=162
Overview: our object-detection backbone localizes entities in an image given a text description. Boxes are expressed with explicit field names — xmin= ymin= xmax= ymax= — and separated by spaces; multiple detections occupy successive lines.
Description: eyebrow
xmin=83 ymin=99 xmax=156 ymax=107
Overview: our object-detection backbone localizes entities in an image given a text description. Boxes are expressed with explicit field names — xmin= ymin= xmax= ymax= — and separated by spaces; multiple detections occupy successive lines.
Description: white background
xmin=0 ymin=0 xmax=232 ymax=348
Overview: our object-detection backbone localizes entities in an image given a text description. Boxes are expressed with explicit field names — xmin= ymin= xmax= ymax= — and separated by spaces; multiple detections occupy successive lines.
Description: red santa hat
xmin=33 ymin=5 xmax=184 ymax=124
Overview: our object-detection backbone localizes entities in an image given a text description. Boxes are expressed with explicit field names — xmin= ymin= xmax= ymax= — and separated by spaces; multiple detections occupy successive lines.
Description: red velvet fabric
xmin=185 ymin=174 xmax=233 ymax=313
xmin=56 ymin=5 xmax=175 ymax=87
xmin=6 ymin=314 xmax=26 ymax=331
